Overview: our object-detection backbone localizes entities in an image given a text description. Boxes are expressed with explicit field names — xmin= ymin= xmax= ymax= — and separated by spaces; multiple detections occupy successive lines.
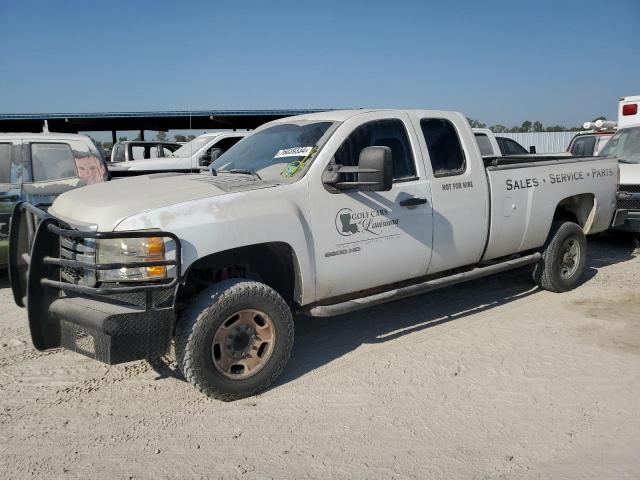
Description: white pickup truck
xmin=473 ymin=128 xmax=530 ymax=156
xmin=107 ymin=132 xmax=247 ymax=176
xmin=9 ymin=109 xmax=619 ymax=401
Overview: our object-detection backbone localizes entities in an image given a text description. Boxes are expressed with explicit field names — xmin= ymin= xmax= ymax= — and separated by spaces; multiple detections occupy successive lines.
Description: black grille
xmin=618 ymin=184 xmax=640 ymax=210
xmin=59 ymin=236 xmax=96 ymax=286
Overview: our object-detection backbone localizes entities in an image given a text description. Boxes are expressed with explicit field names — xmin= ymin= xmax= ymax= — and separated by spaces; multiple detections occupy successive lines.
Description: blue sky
xmin=0 ymin=0 xmax=638 ymax=128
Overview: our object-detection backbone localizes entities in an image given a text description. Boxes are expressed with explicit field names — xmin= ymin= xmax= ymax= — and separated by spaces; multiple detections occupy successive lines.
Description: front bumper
xmin=611 ymin=209 xmax=640 ymax=233
xmin=611 ymin=190 xmax=640 ymax=233
xmin=8 ymin=202 xmax=182 ymax=364
xmin=52 ymin=296 xmax=175 ymax=364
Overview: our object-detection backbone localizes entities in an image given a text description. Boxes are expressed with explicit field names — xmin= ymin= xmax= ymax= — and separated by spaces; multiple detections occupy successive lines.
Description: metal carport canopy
xmin=0 ymin=109 xmax=333 ymax=133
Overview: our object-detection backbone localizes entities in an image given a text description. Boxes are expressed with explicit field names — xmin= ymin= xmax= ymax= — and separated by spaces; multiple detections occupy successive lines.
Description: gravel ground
xmin=0 ymin=234 xmax=639 ymax=480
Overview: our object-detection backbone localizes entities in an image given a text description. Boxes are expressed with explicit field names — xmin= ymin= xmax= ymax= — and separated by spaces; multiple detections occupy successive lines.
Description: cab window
xmin=162 ymin=144 xmax=180 ymax=155
xmin=131 ymin=145 xmax=147 ymax=160
xmin=213 ymin=136 xmax=244 ymax=153
xmin=474 ymin=133 xmax=494 ymax=156
xmin=570 ymin=136 xmax=596 ymax=156
xmin=112 ymin=144 xmax=125 ymax=162
xmin=334 ymin=119 xmax=416 ymax=180
xmin=420 ymin=118 xmax=466 ymax=177
xmin=31 ymin=143 xmax=77 ymax=182
xmin=497 ymin=137 xmax=528 ymax=155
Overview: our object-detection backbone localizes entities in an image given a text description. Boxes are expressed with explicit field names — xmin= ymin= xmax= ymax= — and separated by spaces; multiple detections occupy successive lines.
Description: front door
xmin=309 ymin=112 xmax=434 ymax=301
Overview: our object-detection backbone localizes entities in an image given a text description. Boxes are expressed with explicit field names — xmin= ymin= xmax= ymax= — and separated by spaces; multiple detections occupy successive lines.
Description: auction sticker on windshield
xmin=274 ymin=147 xmax=314 ymax=158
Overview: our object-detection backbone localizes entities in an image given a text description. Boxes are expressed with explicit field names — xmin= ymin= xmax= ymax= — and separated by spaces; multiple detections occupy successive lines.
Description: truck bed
xmin=483 ymin=155 xmax=598 ymax=169
xmin=481 ymin=155 xmax=618 ymax=261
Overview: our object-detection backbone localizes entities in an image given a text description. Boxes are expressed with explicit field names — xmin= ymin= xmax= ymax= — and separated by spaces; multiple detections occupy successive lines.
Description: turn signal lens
xmin=146 ymin=236 xmax=164 ymax=256
xmin=146 ymin=265 xmax=167 ymax=278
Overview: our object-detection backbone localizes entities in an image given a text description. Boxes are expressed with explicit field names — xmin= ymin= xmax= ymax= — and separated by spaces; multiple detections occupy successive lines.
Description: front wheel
xmin=175 ymin=279 xmax=294 ymax=401
xmin=533 ymin=221 xmax=587 ymax=293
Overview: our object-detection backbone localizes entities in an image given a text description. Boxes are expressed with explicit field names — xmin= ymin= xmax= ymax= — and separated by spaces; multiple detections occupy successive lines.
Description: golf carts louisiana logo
xmin=335 ymin=208 xmax=399 ymax=236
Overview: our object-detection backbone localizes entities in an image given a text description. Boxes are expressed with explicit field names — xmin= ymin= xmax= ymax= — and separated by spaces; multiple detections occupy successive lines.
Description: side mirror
xmin=357 ymin=146 xmax=393 ymax=191
xmin=529 ymin=146 xmax=537 ymax=154
xmin=322 ymin=146 xmax=393 ymax=192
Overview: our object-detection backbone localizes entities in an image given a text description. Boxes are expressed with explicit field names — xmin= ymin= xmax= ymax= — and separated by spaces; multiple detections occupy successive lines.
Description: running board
xmin=303 ymin=252 xmax=542 ymax=317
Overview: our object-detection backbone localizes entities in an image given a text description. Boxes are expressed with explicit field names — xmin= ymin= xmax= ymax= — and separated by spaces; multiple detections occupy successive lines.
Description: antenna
xmin=188 ymin=100 xmax=193 ymax=172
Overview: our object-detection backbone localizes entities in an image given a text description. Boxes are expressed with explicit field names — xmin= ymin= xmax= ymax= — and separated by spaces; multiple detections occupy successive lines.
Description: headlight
xmin=96 ymin=237 xmax=166 ymax=282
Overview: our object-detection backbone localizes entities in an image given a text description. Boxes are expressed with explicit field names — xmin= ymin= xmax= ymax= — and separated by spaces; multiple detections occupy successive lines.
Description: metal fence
xmin=498 ymin=131 xmax=578 ymax=154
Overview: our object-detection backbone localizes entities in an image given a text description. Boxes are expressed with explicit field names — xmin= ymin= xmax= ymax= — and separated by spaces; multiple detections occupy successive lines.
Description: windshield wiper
xmin=219 ymin=168 xmax=262 ymax=180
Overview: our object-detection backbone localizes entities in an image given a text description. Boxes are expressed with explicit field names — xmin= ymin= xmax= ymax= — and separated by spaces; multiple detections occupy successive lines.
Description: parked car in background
xmin=0 ymin=133 xmax=108 ymax=267
xmin=497 ymin=136 xmax=530 ymax=155
xmin=473 ymin=128 xmax=532 ymax=156
xmin=109 ymin=141 xmax=180 ymax=163
xmin=566 ymin=120 xmax=617 ymax=157
xmin=108 ymin=132 xmax=247 ymax=176
xmin=605 ymin=95 xmax=640 ymax=234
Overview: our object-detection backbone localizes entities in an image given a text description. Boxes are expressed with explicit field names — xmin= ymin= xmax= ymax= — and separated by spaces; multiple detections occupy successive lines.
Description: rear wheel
xmin=533 ymin=221 xmax=587 ymax=292
xmin=175 ymin=279 xmax=294 ymax=401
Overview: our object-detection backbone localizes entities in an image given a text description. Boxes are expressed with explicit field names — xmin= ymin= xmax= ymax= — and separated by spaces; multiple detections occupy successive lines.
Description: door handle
xmin=0 ymin=194 xmax=19 ymax=202
xmin=399 ymin=196 xmax=427 ymax=207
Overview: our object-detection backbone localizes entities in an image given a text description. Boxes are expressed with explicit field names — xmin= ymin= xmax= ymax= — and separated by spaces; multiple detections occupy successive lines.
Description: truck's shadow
xmin=3 ymin=234 xmax=635 ymax=390
xmin=275 ymin=233 xmax=638 ymax=389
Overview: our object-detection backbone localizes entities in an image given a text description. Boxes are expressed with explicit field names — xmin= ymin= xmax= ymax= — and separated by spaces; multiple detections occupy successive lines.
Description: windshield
xmin=211 ymin=121 xmax=334 ymax=182
xmin=599 ymin=127 xmax=640 ymax=164
xmin=171 ymin=136 xmax=215 ymax=157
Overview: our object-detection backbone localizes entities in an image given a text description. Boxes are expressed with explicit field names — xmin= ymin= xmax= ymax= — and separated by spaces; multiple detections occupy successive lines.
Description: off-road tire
xmin=533 ymin=221 xmax=587 ymax=293
xmin=175 ymin=279 xmax=294 ymax=401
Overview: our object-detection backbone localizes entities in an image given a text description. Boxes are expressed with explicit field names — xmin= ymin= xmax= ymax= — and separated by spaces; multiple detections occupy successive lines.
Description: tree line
xmin=467 ymin=116 xmax=606 ymax=133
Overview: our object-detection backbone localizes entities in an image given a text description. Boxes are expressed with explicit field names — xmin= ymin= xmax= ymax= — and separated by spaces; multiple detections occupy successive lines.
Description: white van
xmin=603 ymin=95 xmax=640 ymax=233
xmin=618 ymin=95 xmax=640 ymax=129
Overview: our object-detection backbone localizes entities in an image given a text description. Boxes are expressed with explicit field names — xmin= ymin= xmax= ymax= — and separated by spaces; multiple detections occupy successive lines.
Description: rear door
xmin=408 ymin=112 xmax=490 ymax=274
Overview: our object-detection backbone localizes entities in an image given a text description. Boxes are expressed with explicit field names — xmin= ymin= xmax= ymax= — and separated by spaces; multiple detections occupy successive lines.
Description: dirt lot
xmin=1 ymin=234 xmax=639 ymax=480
